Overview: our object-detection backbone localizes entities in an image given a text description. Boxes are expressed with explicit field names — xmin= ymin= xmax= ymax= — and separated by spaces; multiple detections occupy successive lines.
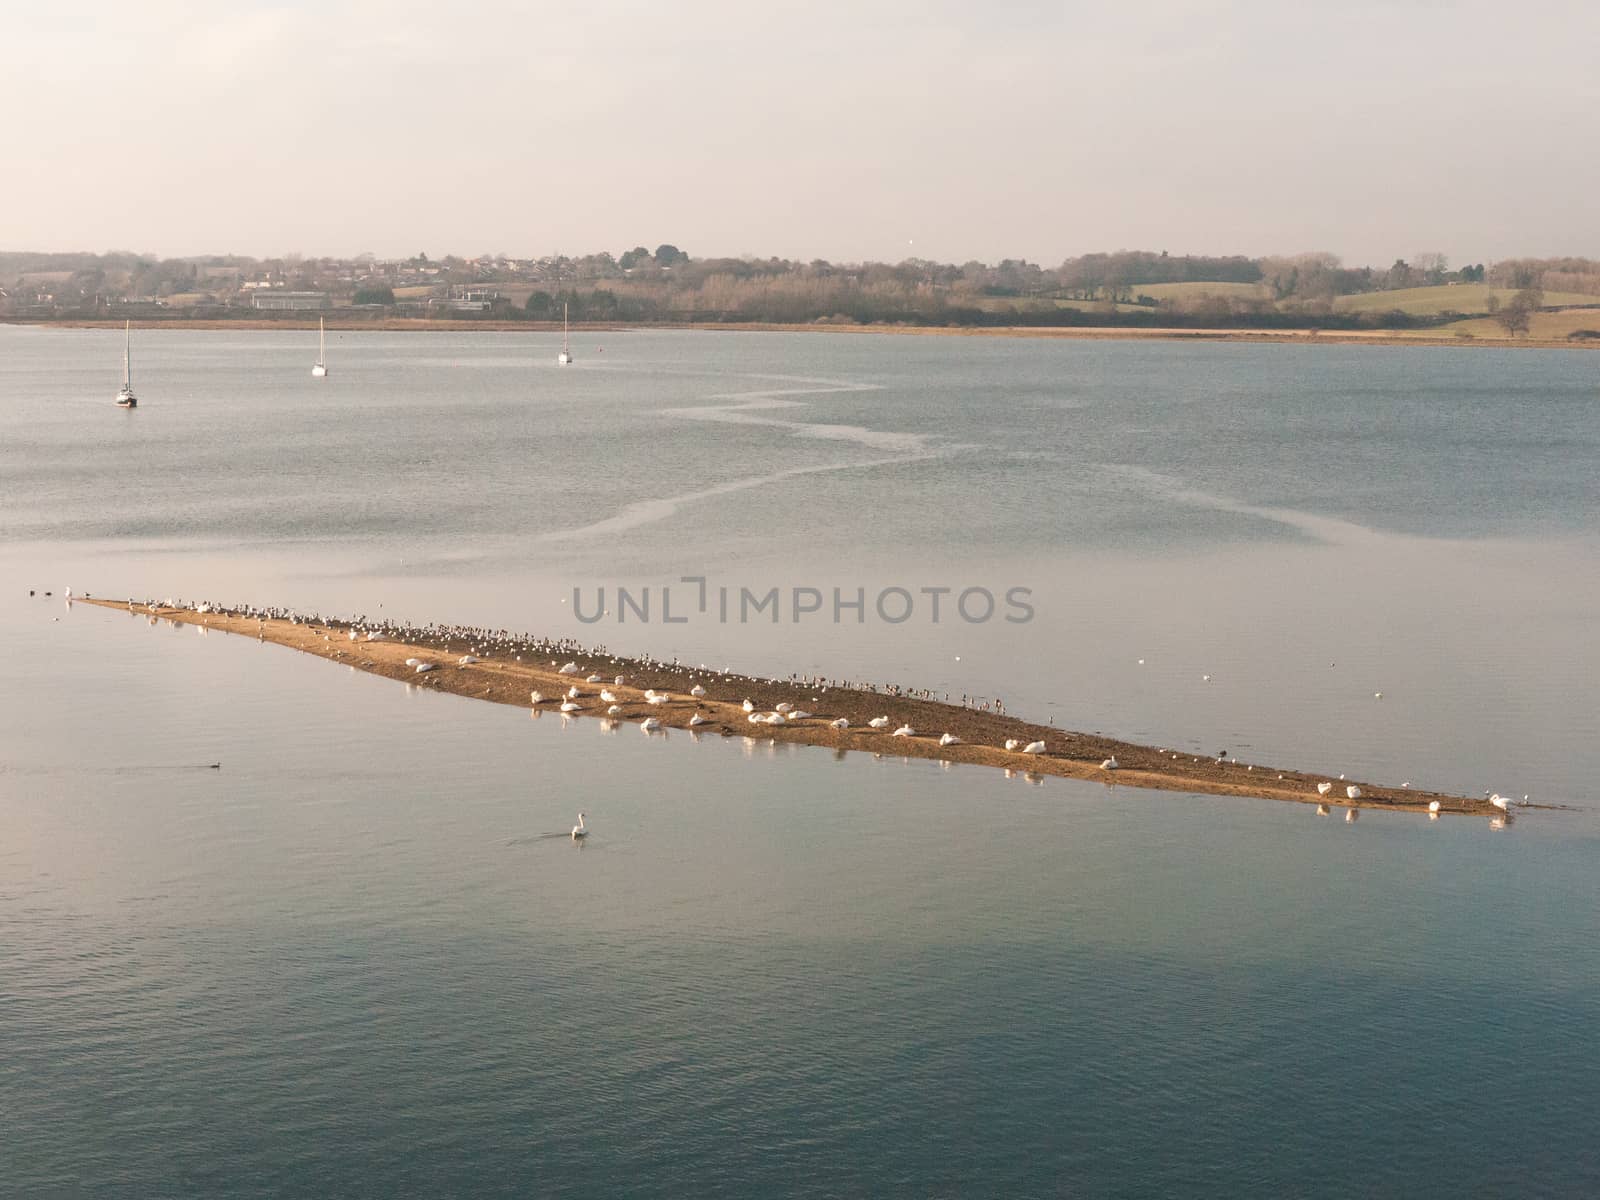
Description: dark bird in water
xmin=209 ymin=762 xmax=221 ymax=769
xmin=1217 ymin=749 xmax=1228 ymax=760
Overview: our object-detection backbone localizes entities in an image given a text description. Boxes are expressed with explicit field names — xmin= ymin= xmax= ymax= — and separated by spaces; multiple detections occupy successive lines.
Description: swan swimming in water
xmin=571 ymin=813 xmax=588 ymax=840
xmin=640 ymin=716 xmax=661 ymax=732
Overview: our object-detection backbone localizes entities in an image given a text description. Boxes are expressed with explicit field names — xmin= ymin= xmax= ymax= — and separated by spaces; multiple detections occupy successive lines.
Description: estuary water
xmin=2 ymin=326 xmax=1598 ymax=1196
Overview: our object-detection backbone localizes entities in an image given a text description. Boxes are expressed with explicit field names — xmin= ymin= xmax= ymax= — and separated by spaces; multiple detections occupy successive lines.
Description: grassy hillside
xmin=1436 ymin=310 xmax=1600 ymax=340
xmin=1127 ymin=281 xmax=1271 ymax=302
xmin=1334 ymin=283 xmax=1600 ymax=315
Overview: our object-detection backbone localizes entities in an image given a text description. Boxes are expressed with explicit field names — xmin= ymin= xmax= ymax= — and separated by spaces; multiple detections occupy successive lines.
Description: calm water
xmin=3 ymin=326 xmax=1598 ymax=1196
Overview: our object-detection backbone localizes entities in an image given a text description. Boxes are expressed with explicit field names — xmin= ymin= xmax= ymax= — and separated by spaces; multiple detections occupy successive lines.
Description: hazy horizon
xmin=4 ymin=0 xmax=1597 ymax=267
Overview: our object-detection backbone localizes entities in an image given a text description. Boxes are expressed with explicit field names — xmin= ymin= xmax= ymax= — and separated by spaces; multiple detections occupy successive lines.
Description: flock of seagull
xmin=65 ymin=594 xmax=1538 ymax=836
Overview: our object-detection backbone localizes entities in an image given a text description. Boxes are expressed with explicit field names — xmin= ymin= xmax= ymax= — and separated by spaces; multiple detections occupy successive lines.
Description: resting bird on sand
xmin=891 ymin=724 xmax=914 ymax=738
xmin=939 ymin=733 xmax=961 ymax=747
xmin=1022 ymin=741 xmax=1046 ymax=755
xmin=1101 ymin=757 xmax=1119 ymax=770
xmin=868 ymin=716 xmax=891 ymax=729
xmin=1316 ymin=782 xmax=1334 ymax=796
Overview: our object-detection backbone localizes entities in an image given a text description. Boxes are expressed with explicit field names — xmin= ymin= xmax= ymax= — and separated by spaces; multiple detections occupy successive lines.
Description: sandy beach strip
xmin=12 ymin=315 xmax=1599 ymax=351
xmin=78 ymin=596 xmax=1508 ymax=817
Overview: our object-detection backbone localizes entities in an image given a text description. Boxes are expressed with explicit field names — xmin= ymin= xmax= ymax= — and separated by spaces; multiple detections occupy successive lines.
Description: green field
xmin=1435 ymin=310 xmax=1600 ymax=340
xmin=1126 ymin=281 xmax=1272 ymax=302
xmin=1334 ymin=283 xmax=1600 ymax=315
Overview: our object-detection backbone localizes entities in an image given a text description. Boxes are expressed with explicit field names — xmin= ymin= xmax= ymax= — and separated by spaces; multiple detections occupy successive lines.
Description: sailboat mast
xmin=124 ymin=320 xmax=132 ymax=388
xmin=319 ymin=316 xmax=325 ymax=362
xmin=563 ymin=302 xmax=569 ymax=352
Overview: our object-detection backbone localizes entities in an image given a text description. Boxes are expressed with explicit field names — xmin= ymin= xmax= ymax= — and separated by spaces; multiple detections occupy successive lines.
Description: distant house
xmin=252 ymin=291 xmax=330 ymax=311
xmin=445 ymin=286 xmax=498 ymax=312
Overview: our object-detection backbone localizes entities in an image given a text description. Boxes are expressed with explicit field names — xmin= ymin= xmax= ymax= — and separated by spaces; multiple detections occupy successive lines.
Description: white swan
xmin=1004 ymin=739 xmax=1020 ymax=752
xmin=689 ymin=713 xmax=706 ymax=726
xmin=891 ymin=724 xmax=914 ymax=738
xmin=646 ymin=692 xmax=670 ymax=705
xmin=1101 ymin=756 xmax=1119 ymax=770
xmin=830 ymin=717 xmax=849 ymax=730
xmin=607 ymin=704 xmax=622 ymax=715
xmin=530 ymin=690 xmax=545 ymax=704
xmin=558 ymin=662 xmax=579 ymax=675
xmin=742 ymin=699 xmax=755 ymax=713
xmin=571 ymin=812 xmax=588 ymax=840
xmin=747 ymin=712 xmax=767 ymax=724
xmin=1022 ymin=741 xmax=1046 ymax=755
xmin=586 ymin=673 xmax=603 ymax=683
xmin=640 ymin=716 xmax=661 ymax=732
xmin=1428 ymin=800 xmax=1441 ymax=813
xmin=415 ymin=662 xmax=436 ymax=673
xmin=939 ymin=733 xmax=961 ymax=747
xmin=789 ymin=710 xmax=812 ymax=721
xmin=567 ymin=685 xmax=582 ymax=699
xmin=768 ymin=712 xmax=787 ymax=725
xmin=690 ymin=685 xmax=707 ymax=698
xmin=560 ymin=700 xmax=581 ymax=713
xmin=459 ymin=655 xmax=481 ymax=665
xmin=1489 ymin=793 xmax=1510 ymax=811
xmin=775 ymin=702 xmax=793 ymax=714
xmin=600 ymin=689 xmax=618 ymax=703
xmin=868 ymin=716 xmax=891 ymax=729
xmin=615 ymin=675 xmax=626 ymax=686
xmin=1316 ymin=782 xmax=1334 ymax=796
xmin=1346 ymin=785 xmax=1362 ymax=800
xmin=405 ymin=657 xmax=421 ymax=666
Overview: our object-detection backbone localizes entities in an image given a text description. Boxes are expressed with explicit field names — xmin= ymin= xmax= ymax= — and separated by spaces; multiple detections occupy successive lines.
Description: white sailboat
xmin=312 ymin=316 xmax=328 ymax=377
xmin=116 ymin=321 xmax=137 ymax=407
xmin=557 ymin=302 xmax=573 ymax=364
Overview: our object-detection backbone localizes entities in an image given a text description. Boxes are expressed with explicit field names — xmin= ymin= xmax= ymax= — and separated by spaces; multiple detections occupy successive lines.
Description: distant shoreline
xmin=74 ymin=595 xmax=1512 ymax=817
xmin=6 ymin=315 xmax=1597 ymax=350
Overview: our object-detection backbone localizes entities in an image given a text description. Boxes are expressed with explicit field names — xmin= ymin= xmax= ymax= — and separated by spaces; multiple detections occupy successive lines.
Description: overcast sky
xmin=3 ymin=0 xmax=1595 ymax=266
